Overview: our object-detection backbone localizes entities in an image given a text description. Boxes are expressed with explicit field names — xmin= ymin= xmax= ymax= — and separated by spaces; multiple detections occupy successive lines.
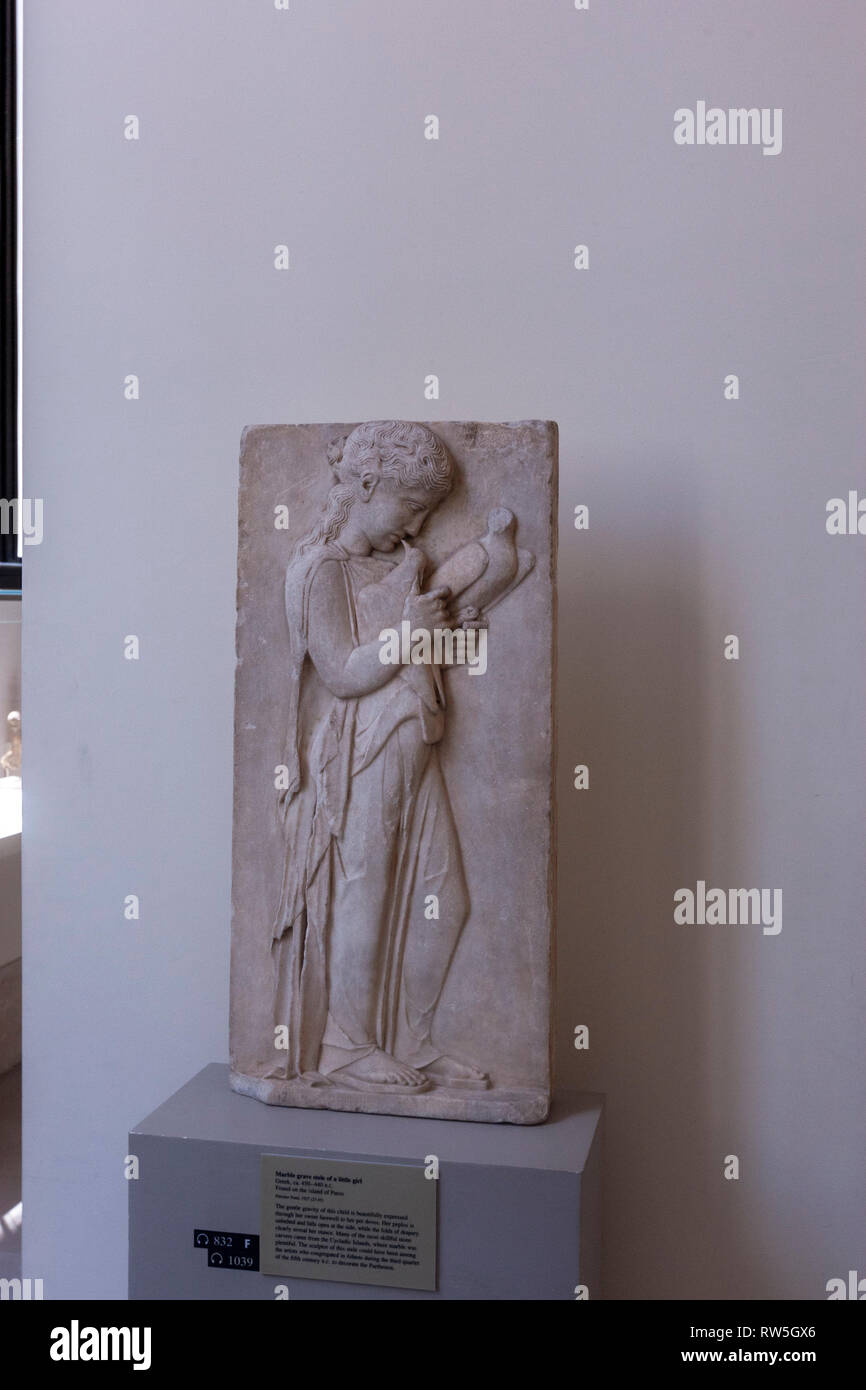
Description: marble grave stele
xmin=230 ymin=420 xmax=556 ymax=1123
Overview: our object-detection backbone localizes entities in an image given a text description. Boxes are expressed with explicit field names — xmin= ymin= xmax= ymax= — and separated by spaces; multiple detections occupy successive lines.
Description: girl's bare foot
xmin=335 ymin=1049 xmax=429 ymax=1091
xmin=422 ymin=1055 xmax=490 ymax=1090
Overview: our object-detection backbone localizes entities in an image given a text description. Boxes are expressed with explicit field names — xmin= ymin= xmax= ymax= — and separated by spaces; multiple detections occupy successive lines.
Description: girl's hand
xmin=403 ymin=585 xmax=451 ymax=634
xmin=456 ymin=605 xmax=488 ymax=631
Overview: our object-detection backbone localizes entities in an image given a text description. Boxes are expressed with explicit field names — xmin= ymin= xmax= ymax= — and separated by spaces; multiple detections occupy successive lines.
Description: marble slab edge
xmin=229 ymin=1070 xmax=549 ymax=1125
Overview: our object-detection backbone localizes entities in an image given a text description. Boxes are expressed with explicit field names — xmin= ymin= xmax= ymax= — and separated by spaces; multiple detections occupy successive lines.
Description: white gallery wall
xmin=22 ymin=0 xmax=866 ymax=1298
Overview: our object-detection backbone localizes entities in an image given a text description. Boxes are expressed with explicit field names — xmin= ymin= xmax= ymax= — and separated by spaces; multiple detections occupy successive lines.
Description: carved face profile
xmin=344 ymin=476 xmax=439 ymax=554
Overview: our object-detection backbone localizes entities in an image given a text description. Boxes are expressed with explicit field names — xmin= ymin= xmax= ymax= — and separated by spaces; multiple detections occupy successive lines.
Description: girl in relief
xmin=270 ymin=421 xmax=489 ymax=1096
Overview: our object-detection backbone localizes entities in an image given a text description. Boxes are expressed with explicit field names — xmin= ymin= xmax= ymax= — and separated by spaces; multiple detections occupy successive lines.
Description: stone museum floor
xmin=0 ymin=1064 xmax=21 ymax=1281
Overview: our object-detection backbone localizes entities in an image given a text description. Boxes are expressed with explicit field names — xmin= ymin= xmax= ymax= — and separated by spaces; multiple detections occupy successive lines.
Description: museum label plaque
xmin=260 ymin=1153 xmax=437 ymax=1291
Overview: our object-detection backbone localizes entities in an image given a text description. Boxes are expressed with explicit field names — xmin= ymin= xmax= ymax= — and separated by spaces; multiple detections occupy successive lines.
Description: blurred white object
xmin=0 ymin=777 xmax=21 ymax=839
xmin=0 ymin=710 xmax=21 ymax=779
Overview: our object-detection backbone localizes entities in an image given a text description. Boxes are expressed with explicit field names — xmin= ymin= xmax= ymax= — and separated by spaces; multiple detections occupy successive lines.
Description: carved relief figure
xmin=268 ymin=421 xmax=531 ymax=1098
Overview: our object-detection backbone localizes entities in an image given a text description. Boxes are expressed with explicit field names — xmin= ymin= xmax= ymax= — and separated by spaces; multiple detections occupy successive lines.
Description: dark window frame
xmin=1 ymin=0 xmax=20 ymax=595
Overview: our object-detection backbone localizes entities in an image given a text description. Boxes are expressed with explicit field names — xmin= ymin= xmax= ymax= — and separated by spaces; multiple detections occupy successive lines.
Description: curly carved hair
xmin=294 ymin=421 xmax=452 ymax=556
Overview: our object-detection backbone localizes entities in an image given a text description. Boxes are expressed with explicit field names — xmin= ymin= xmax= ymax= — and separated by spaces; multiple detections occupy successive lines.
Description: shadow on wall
xmin=556 ymin=446 xmax=792 ymax=1300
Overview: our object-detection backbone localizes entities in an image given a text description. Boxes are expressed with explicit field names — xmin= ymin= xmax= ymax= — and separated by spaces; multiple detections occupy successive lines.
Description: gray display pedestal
xmin=129 ymin=1063 xmax=603 ymax=1301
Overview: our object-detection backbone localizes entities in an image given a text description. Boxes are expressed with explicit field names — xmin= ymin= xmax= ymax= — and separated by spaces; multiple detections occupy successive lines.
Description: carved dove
xmin=428 ymin=507 xmax=534 ymax=615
